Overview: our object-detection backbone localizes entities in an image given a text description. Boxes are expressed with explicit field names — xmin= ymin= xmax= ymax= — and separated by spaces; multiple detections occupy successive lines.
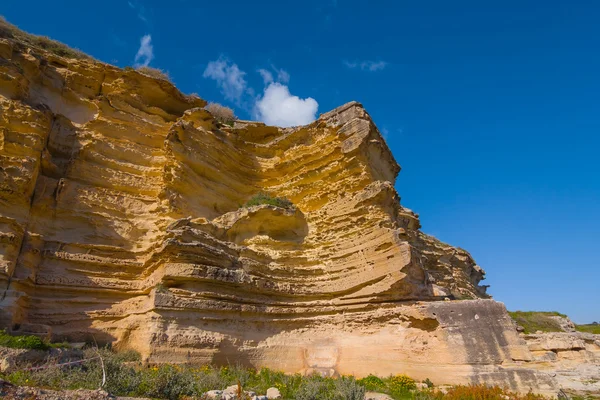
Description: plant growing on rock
xmin=205 ymin=102 xmax=237 ymax=125
xmin=136 ymin=66 xmax=171 ymax=82
xmin=244 ymin=192 xmax=294 ymax=209
xmin=155 ymin=283 xmax=169 ymax=293
xmin=0 ymin=16 xmax=91 ymax=60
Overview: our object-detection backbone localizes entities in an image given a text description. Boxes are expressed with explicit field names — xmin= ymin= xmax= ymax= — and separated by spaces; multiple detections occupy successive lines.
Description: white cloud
xmin=204 ymin=58 xmax=318 ymax=127
xmin=254 ymin=83 xmax=318 ymax=128
xmin=344 ymin=60 xmax=388 ymax=72
xmin=134 ymin=34 xmax=153 ymax=67
xmin=257 ymin=69 xmax=274 ymax=84
xmin=203 ymin=57 xmax=248 ymax=102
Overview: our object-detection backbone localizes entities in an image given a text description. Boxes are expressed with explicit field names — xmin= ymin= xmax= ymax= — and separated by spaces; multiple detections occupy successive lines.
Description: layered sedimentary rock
xmin=0 ymin=35 xmax=566 ymax=395
xmin=519 ymin=317 xmax=600 ymax=397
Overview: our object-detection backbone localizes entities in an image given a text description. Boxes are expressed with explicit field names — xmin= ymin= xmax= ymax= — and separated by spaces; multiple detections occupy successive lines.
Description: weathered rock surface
xmin=0 ymin=33 xmax=574 ymax=396
xmin=519 ymin=317 xmax=600 ymax=397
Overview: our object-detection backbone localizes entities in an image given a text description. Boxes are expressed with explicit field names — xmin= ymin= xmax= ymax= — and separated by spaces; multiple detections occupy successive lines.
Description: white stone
xmin=266 ymin=387 xmax=282 ymax=399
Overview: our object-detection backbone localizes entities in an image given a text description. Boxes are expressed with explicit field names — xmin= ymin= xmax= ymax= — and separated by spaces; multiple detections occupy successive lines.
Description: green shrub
xmin=155 ymin=283 xmax=169 ymax=293
xmin=137 ymin=365 xmax=197 ymax=400
xmin=0 ymin=330 xmax=49 ymax=350
xmin=385 ymin=374 xmax=417 ymax=397
xmin=246 ymin=368 xmax=303 ymax=399
xmin=357 ymin=374 xmax=386 ymax=391
xmin=0 ymin=352 xmax=551 ymax=400
xmin=295 ymin=375 xmax=334 ymax=400
xmin=334 ymin=376 xmax=365 ymax=400
xmin=244 ymin=192 xmax=294 ymax=209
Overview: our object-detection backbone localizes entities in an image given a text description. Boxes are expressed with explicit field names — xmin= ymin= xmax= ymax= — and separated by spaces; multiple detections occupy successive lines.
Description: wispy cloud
xmin=128 ymin=0 xmax=150 ymax=24
xmin=257 ymin=65 xmax=290 ymax=85
xmin=134 ymin=34 xmax=154 ymax=67
xmin=343 ymin=60 xmax=388 ymax=72
xmin=257 ymin=69 xmax=274 ymax=85
xmin=273 ymin=65 xmax=290 ymax=83
xmin=203 ymin=56 xmax=249 ymax=103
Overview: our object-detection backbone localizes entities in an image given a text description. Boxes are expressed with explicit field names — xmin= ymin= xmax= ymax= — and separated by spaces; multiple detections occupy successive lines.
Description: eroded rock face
xmin=520 ymin=317 xmax=600 ymax=397
xmin=0 ymin=38 xmax=559 ymax=394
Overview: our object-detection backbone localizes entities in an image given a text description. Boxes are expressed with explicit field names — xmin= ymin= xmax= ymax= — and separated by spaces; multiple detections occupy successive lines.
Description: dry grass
xmin=205 ymin=102 xmax=237 ymax=125
xmin=417 ymin=384 xmax=548 ymax=400
xmin=0 ymin=15 xmax=92 ymax=60
xmin=135 ymin=66 xmax=171 ymax=82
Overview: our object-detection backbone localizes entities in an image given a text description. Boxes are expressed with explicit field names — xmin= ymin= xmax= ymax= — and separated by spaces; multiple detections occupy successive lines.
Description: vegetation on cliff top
xmin=135 ymin=66 xmax=172 ymax=82
xmin=244 ymin=192 xmax=294 ymax=209
xmin=576 ymin=323 xmax=600 ymax=334
xmin=509 ymin=311 xmax=600 ymax=335
xmin=0 ymin=16 xmax=92 ymax=60
xmin=508 ymin=311 xmax=567 ymax=334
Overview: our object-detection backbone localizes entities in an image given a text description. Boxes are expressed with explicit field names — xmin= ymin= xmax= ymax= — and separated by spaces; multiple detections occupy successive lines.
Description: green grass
xmin=0 ymin=330 xmax=70 ymax=350
xmin=0 ymin=350 xmax=551 ymax=400
xmin=575 ymin=324 xmax=600 ymax=334
xmin=244 ymin=192 xmax=294 ymax=209
xmin=508 ymin=311 xmax=567 ymax=334
xmin=0 ymin=16 xmax=92 ymax=60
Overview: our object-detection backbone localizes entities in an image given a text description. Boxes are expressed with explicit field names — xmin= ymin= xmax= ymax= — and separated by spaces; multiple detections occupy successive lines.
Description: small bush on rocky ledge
xmin=244 ymin=192 xmax=294 ymax=209
xmin=136 ymin=66 xmax=171 ymax=82
xmin=205 ymin=102 xmax=237 ymax=125
xmin=155 ymin=282 xmax=169 ymax=293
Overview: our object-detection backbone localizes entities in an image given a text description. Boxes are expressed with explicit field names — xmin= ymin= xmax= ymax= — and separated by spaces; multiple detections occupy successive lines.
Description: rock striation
xmin=0 ymin=29 xmax=586 ymax=396
xmin=519 ymin=316 xmax=600 ymax=397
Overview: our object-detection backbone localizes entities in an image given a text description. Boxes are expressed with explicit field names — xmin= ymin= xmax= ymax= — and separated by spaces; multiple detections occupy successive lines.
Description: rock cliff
xmin=1 ymin=26 xmax=591 ymax=396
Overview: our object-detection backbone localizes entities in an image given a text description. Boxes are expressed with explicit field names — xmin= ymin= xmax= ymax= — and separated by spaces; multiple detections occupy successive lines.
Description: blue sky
xmin=2 ymin=1 xmax=599 ymax=322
